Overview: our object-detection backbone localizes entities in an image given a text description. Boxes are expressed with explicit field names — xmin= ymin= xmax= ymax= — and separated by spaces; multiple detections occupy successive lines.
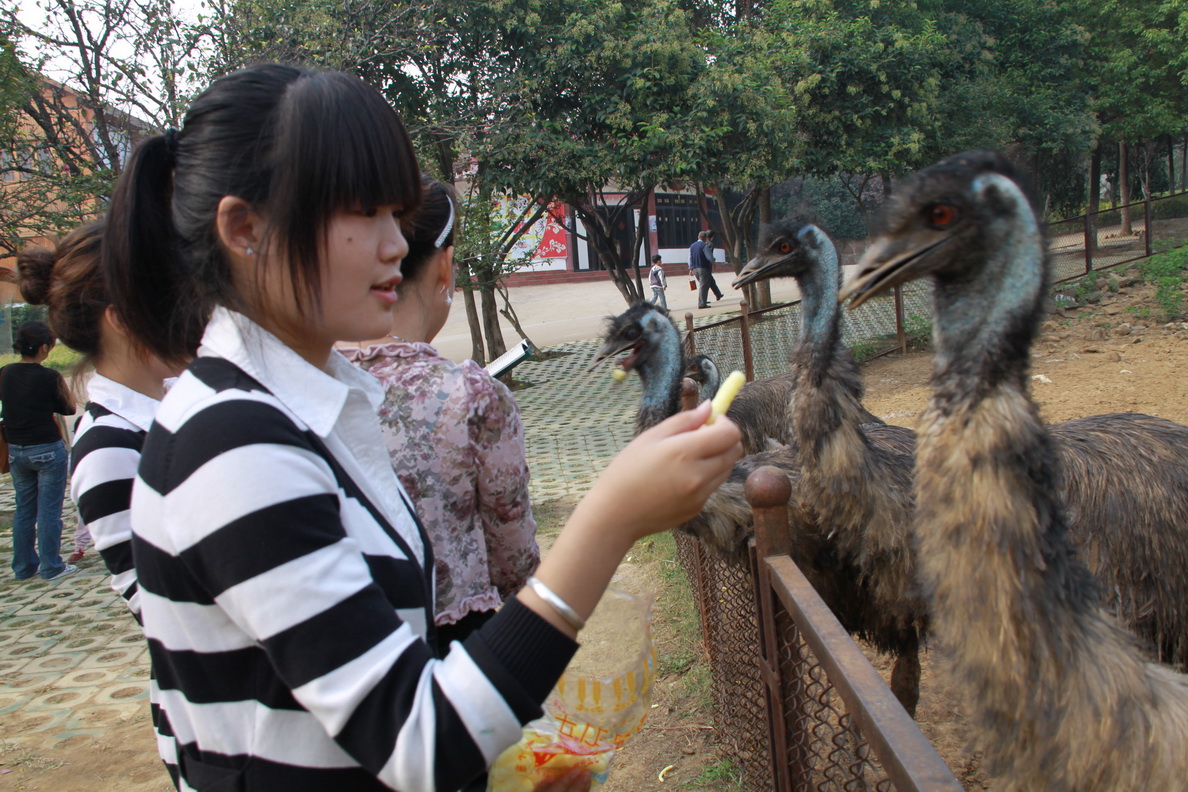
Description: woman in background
xmin=16 ymin=221 xmax=181 ymax=618
xmin=348 ymin=176 xmax=539 ymax=653
xmin=1 ymin=320 xmax=75 ymax=581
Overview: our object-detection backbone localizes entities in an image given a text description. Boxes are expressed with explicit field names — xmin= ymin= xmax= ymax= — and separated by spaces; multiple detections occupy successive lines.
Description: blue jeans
xmin=650 ymin=286 xmax=668 ymax=310
xmin=9 ymin=440 xmax=69 ymax=580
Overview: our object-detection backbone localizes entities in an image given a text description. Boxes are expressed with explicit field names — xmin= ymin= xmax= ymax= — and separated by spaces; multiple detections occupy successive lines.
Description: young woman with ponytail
xmin=104 ymin=63 xmax=741 ymax=792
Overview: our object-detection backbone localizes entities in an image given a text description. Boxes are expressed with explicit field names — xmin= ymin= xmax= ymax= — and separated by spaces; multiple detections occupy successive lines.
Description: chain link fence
xmin=688 ymin=191 xmax=1188 ymax=382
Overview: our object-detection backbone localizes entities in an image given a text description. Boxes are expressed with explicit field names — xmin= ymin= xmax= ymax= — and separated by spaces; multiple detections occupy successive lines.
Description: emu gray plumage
xmin=842 ymin=150 xmax=1188 ymax=791
xmin=683 ymin=354 xmax=719 ymax=404
xmin=592 ymin=304 xmax=796 ymax=455
xmin=592 ymin=298 xmax=927 ymax=710
xmin=735 ymin=221 xmax=924 ymax=712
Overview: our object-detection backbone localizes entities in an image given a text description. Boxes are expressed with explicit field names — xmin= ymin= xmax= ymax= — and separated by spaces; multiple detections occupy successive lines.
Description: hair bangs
xmin=281 ymin=72 xmax=421 ymax=220
xmin=267 ymin=71 xmax=421 ymax=313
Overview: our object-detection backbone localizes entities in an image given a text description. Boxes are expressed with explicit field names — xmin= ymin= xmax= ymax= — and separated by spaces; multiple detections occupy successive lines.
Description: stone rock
xmin=1104 ymin=304 xmax=1124 ymax=315
xmin=1131 ymin=324 xmax=1147 ymax=333
xmin=1114 ymin=325 xmax=1131 ymax=336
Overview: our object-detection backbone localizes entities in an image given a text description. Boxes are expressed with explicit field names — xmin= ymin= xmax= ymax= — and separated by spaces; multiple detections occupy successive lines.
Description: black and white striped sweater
xmin=133 ymin=310 xmax=574 ymax=792
xmin=70 ymin=374 xmax=159 ymax=622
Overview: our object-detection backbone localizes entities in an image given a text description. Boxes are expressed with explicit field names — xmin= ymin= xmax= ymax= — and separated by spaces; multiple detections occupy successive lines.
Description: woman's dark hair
xmin=399 ymin=175 xmax=456 ymax=286
xmin=104 ymin=63 xmax=422 ymax=361
xmin=14 ymin=321 xmax=55 ymax=358
xmin=15 ymin=221 xmax=106 ymax=366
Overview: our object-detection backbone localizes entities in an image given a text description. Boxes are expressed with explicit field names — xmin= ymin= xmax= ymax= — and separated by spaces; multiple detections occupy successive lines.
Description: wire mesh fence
xmin=688 ymin=191 xmax=1188 ymax=382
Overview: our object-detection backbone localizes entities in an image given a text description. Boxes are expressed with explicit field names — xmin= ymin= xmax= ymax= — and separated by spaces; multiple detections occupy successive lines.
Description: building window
xmin=655 ymin=194 xmax=701 ymax=248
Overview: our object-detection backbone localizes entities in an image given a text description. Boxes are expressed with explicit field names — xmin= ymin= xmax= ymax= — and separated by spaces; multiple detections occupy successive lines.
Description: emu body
xmin=844 ymin=150 xmax=1188 ymax=791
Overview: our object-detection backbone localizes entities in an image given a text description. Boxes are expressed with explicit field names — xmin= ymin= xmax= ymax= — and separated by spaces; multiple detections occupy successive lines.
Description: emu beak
xmin=733 ymin=255 xmax=782 ymax=289
xmin=840 ymin=233 xmax=956 ymax=309
xmin=586 ymin=339 xmax=636 ymax=372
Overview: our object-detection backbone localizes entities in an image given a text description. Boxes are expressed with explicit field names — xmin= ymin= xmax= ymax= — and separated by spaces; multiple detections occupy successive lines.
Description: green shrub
xmin=904 ymin=313 xmax=932 ymax=349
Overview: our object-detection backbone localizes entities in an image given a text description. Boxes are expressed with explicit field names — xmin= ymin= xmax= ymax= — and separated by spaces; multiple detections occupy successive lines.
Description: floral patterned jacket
xmin=345 ymin=342 xmax=540 ymax=626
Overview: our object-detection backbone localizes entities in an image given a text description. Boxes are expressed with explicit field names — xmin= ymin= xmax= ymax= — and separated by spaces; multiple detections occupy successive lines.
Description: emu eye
xmin=778 ymin=241 xmax=792 ymax=254
xmin=927 ymin=204 xmax=959 ymax=228
xmin=625 ymin=326 xmax=641 ymax=341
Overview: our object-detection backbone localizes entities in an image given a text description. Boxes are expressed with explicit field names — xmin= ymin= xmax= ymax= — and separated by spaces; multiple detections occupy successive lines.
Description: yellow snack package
xmin=489 ymin=587 xmax=655 ymax=791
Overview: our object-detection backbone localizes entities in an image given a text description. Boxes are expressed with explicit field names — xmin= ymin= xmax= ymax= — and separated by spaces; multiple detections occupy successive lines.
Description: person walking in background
xmin=648 ymin=254 xmax=668 ymax=310
xmin=689 ymin=229 xmax=723 ymax=309
xmin=1 ymin=321 xmax=76 ymax=582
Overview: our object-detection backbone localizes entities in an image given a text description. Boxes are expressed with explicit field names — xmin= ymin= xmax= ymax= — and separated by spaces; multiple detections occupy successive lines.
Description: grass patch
xmin=0 ymin=344 xmax=84 ymax=373
xmin=681 ymin=757 xmax=746 ymax=791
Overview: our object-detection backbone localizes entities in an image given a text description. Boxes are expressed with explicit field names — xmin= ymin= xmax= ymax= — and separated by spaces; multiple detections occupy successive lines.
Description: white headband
xmin=434 ymin=197 xmax=456 ymax=249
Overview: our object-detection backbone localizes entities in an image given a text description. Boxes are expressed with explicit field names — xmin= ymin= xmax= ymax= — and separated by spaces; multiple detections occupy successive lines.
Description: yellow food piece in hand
xmin=708 ymin=370 xmax=745 ymax=424
xmin=611 ymin=368 xmax=628 ymax=382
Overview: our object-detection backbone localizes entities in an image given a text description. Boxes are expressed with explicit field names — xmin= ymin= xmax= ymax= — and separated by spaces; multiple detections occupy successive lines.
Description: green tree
xmin=481 ymin=0 xmax=705 ymax=305
xmin=0 ymin=0 xmax=209 ymax=255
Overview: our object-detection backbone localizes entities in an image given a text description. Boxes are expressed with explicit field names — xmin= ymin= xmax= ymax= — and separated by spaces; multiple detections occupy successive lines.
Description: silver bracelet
xmin=525 ymin=576 xmax=585 ymax=631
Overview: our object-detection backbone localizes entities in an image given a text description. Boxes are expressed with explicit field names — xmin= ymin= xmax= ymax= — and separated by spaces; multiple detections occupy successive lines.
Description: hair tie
xmin=434 ymin=197 xmax=455 ymax=249
xmin=164 ymin=127 xmax=179 ymax=156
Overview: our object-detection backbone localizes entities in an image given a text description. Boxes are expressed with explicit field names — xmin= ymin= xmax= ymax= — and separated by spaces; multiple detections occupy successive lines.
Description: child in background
xmin=648 ymin=254 xmax=667 ymax=310
xmin=103 ymin=63 xmax=741 ymax=792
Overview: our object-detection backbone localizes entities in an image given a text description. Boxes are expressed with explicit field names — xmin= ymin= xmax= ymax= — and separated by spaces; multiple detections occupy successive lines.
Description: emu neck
xmin=791 ymin=233 xmax=863 ymax=464
xmin=635 ymin=321 xmax=683 ymax=434
xmin=928 ymin=216 xmax=1045 ymax=414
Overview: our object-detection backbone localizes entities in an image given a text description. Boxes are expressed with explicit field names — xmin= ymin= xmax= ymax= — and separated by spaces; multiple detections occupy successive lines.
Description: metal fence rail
xmin=672 ymin=468 xmax=962 ymax=791
xmin=689 ymin=191 xmax=1188 ymax=383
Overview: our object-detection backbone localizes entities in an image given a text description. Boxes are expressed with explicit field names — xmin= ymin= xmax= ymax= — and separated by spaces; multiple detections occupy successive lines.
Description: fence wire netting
xmin=774 ymin=599 xmax=896 ymax=792
xmin=673 ymin=531 xmax=911 ymax=792
xmin=673 ymin=532 xmax=773 ymax=791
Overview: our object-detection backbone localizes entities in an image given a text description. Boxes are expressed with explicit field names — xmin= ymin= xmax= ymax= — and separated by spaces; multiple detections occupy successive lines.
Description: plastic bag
xmin=489 ymin=587 xmax=655 ymax=791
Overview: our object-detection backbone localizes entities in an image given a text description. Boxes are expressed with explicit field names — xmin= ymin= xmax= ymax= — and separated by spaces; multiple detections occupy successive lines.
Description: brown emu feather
xmin=842 ymin=150 xmax=1188 ymax=791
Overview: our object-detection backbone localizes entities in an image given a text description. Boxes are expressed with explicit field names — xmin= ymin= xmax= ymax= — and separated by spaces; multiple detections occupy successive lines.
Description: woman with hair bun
xmin=103 ymin=63 xmax=740 ymax=791
xmin=15 ymin=221 xmax=183 ymax=616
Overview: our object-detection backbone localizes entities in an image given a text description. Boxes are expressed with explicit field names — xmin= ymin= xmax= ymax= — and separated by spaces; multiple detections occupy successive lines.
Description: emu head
xmin=589 ymin=302 xmax=676 ymax=376
xmin=683 ymin=353 xmax=718 ymax=388
xmin=840 ymin=150 xmax=1045 ymax=309
xmin=734 ymin=221 xmax=833 ymax=289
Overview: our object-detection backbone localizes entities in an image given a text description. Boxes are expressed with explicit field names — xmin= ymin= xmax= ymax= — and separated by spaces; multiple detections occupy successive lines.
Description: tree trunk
xmin=1120 ymin=141 xmax=1132 ymax=235
xmin=1087 ymin=144 xmax=1102 ymax=257
xmin=480 ymin=287 xmax=506 ymax=360
xmin=1169 ymin=138 xmax=1176 ymax=195
xmin=631 ymin=189 xmax=651 ymax=298
xmin=463 ymin=284 xmax=485 ymax=363
xmin=1183 ymin=134 xmax=1187 ymax=192
xmin=754 ymin=187 xmax=773 ymax=309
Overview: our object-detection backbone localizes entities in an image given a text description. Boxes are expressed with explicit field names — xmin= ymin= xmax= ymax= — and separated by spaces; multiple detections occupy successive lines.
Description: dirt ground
xmin=3 ymin=271 xmax=1186 ymax=791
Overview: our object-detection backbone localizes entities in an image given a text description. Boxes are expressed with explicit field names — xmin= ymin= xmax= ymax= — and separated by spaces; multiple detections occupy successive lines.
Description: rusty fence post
xmin=740 ymin=299 xmax=755 ymax=382
xmin=683 ymin=312 xmax=697 ymax=356
xmin=679 ymin=378 xmax=699 ymax=412
xmin=746 ymin=466 xmax=793 ymax=792
xmin=894 ymin=286 xmax=907 ymax=354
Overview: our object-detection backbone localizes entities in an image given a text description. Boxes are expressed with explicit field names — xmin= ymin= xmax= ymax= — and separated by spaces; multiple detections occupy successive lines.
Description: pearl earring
xmin=245 ymin=247 xmax=254 ymax=256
